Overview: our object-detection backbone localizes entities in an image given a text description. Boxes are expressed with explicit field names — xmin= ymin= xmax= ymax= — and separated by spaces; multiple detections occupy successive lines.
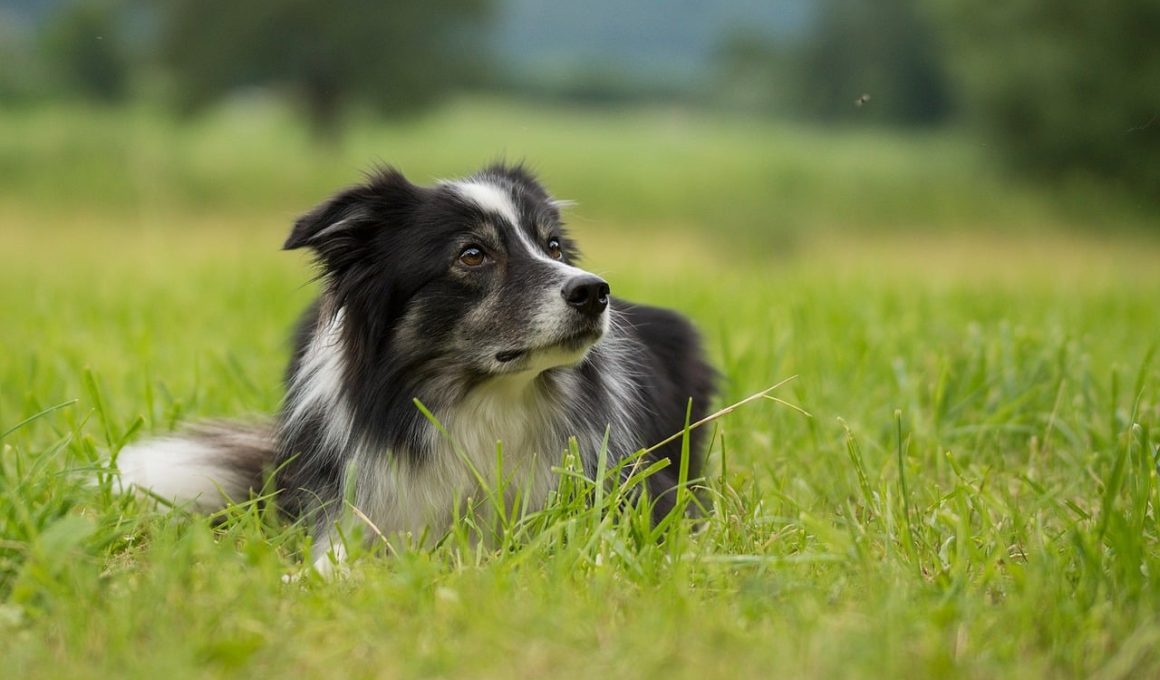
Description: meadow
xmin=2 ymin=98 xmax=1159 ymax=678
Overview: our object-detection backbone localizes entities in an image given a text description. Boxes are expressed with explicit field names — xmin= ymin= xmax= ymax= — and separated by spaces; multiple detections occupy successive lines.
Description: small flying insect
xmin=855 ymin=93 xmax=871 ymax=107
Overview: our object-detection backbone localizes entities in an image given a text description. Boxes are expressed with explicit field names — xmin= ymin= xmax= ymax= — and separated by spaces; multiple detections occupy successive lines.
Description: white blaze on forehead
xmin=449 ymin=180 xmax=521 ymax=228
xmin=447 ymin=177 xmax=589 ymax=274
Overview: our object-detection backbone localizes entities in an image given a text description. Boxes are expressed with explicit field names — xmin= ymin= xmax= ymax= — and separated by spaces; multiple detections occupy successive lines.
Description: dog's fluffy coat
xmin=117 ymin=165 xmax=715 ymax=569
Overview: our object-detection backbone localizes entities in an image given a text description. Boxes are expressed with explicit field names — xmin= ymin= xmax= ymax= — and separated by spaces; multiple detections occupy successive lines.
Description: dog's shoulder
xmin=613 ymin=299 xmax=707 ymax=363
xmin=610 ymin=298 xmax=716 ymax=400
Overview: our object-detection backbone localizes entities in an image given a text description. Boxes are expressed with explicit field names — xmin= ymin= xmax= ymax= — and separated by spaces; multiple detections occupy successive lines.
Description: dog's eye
xmin=547 ymin=238 xmax=563 ymax=260
xmin=458 ymin=246 xmax=487 ymax=267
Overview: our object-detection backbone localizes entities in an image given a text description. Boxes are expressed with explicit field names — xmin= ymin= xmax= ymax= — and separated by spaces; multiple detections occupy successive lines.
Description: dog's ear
xmin=283 ymin=190 xmax=367 ymax=252
xmin=283 ymin=168 xmax=419 ymax=259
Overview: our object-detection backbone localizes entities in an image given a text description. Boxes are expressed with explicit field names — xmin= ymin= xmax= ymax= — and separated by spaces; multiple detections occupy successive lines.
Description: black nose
xmin=562 ymin=275 xmax=610 ymax=317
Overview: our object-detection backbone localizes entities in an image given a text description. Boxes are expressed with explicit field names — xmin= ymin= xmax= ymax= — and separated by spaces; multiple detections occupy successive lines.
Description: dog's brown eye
xmin=459 ymin=246 xmax=487 ymax=267
xmin=547 ymin=238 xmax=563 ymax=260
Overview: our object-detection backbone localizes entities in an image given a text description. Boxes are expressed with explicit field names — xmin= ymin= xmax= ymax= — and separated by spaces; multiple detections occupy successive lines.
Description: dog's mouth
xmin=494 ymin=328 xmax=603 ymax=365
xmin=495 ymin=349 xmax=525 ymax=363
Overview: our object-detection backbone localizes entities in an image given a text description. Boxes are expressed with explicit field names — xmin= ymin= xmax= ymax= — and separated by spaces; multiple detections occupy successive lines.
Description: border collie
xmin=117 ymin=164 xmax=715 ymax=571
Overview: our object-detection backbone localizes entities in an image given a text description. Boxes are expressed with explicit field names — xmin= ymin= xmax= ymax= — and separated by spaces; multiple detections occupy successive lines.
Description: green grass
xmin=2 ymin=99 xmax=1160 ymax=678
xmin=2 ymin=96 xmax=1152 ymax=239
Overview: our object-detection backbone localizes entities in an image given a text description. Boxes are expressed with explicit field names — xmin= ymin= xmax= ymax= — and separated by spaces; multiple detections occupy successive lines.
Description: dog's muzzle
xmin=491 ymin=273 xmax=610 ymax=367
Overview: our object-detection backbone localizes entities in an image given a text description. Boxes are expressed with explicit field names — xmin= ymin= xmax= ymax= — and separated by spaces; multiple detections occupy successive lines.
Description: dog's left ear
xmin=283 ymin=168 xmax=419 ymax=261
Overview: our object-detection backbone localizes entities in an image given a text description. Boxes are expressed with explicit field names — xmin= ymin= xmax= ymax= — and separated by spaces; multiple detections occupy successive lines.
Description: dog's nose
xmin=562 ymin=275 xmax=610 ymax=317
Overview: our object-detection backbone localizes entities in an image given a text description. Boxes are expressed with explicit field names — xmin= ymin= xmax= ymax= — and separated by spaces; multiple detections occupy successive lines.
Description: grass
xmin=2 ymin=95 xmax=1153 ymax=239
xmin=2 ymin=98 xmax=1160 ymax=678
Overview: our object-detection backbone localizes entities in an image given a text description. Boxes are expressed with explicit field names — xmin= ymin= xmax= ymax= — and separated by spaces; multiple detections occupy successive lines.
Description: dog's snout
xmin=562 ymin=275 xmax=610 ymax=317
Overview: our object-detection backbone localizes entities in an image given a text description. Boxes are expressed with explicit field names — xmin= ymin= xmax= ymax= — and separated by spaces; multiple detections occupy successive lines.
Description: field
xmin=2 ymin=98 xmax=1159 ymax=678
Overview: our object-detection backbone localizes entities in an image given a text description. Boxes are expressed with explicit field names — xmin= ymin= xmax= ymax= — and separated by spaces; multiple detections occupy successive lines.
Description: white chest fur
xmin=349 ymin=376 xmax=566 ymax=544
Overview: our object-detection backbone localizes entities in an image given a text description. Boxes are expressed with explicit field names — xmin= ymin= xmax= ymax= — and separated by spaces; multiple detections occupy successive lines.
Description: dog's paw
xmin=311 ymin=542 xmax=350 ymax=580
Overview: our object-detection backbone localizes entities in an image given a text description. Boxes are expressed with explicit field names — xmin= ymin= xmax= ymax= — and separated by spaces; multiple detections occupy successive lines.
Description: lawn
xmin=2 ymin=99 xmax=1159 ymax=678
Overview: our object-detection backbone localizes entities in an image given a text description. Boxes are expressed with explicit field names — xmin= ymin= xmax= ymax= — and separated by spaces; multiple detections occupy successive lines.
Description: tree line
xmin=4 ymin=0 xmax=1157 ymax=201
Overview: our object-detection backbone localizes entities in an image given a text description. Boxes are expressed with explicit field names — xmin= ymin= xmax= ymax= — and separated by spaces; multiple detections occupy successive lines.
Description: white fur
xmin=448 ymin=179 xmax=591 ymax=285
xmin=585 ymin=317 xmax=643 ymax=471
xmin=518 ymin=342 xmax=596 ymax=377
xmin=348 ymin=376 xmax=562 ymax=548
xmin=307 ymin=215 xmax=361 ymax=244
xmin=284 ymin=309 xmax=353 ymax=451
xmin=312 ymin=536 xmax=349 ymax=577
xmin=448 ymin=180 xmax=521 ymax=228
xmin=510 ymin=220 xmax=591 ymax=277
xmin=116 ymin=437 xmax=243 ymax=512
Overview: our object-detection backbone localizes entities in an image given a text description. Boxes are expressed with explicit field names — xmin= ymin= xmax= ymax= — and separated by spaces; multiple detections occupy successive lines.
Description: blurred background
xmin=1 ymin=0 xmax=1158 ymax=253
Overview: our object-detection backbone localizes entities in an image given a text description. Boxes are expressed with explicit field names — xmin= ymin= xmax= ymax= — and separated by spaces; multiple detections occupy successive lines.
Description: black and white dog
xmin=117 ymin=164 xmax=715 ymax=571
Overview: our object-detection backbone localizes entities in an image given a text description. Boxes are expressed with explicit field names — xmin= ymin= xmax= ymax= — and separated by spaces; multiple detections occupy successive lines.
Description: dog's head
xmin=284 ymin=164 xmax=610 ymax=381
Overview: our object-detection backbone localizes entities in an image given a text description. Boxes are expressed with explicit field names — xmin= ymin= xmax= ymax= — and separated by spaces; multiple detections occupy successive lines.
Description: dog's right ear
xmin=283 ymin=190 xmax=367 ymax=252
xmin=283 ymin=168 xmax=419 ymax=260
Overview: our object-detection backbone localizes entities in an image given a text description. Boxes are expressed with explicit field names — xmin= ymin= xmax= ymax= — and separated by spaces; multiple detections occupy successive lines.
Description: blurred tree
xmin=714 ymin=29 xmax=803 ymax=115
xmin=0 ymin=14 xmax=43 ymax=102
xmin=155 ymin=0 xmax=493 ymax=142
xmin=799 ymin=0 xmax=951 ymax=124
xmin=931 ymin=0 xmax=1160 ymax=200
xmin=715 ymin=0 xmax=951 ymax=124
xmin=41 ymin=0 xmax=131 ymax=103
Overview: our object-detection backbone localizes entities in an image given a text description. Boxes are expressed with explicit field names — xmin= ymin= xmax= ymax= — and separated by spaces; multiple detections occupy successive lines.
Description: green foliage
xmin=155 ymin=0 xmax=493 ymax=140
xmin=0 ymin=13 xmax=49 ymax=102
xmin=932 ymin=0 xmax=1160 ymax=198
xmin=5 ymin=0 xmax=1158 ymax=205
xmin=713 ymin=29 xmax=804 ymax=115
xmin=0 ymin=98 xmax=1151 ymax=240
xmin=714 ymin=0 xmax=952 ymax=124
xmin=799 ymin=0 xmax=951 ymax=124
xmin=39 ymin=0 xmax=131 ymax=103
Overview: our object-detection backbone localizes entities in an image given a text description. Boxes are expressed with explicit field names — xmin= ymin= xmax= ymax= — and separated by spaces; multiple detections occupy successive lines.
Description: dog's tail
xmin=115 ymin=422 xmax=276 ymax=512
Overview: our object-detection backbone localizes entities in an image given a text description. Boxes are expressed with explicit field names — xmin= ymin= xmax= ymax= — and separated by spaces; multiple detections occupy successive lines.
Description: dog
xmin=116 ymin=164 xmax=716 ymax=572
